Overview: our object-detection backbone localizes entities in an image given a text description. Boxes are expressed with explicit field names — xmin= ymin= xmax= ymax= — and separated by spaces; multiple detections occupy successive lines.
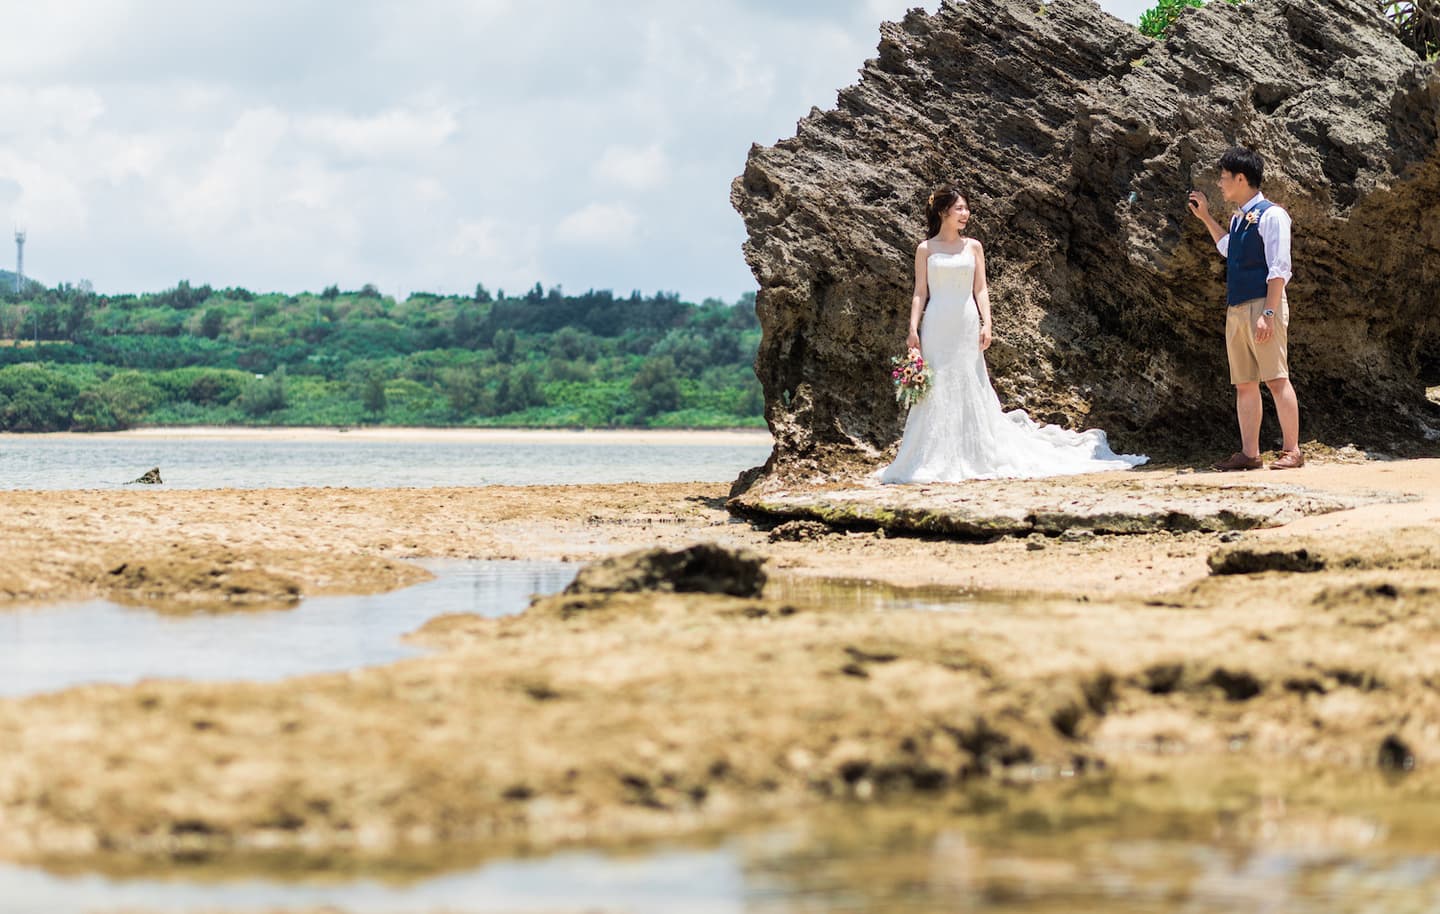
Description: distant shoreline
xmin=0 ymin=425 xmax=775 ymax=446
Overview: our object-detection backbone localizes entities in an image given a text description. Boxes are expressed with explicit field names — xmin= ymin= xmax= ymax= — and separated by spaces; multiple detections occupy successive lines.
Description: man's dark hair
xmin=1219 ymin=146 xmax=1264 ymax=189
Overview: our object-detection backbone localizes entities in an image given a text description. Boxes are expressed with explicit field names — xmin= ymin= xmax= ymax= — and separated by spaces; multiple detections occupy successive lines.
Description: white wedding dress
xmin=879 ymin=247 xmax=1147 ymax=483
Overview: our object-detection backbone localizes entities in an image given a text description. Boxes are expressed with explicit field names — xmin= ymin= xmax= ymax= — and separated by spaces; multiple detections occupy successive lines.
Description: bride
xmin=879 ymin=186 xmax=1147 ymax=483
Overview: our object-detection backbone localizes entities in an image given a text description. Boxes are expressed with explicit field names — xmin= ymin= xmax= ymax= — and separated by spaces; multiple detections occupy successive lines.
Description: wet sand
xmin=2 ymin=458 xmax=1440 ymax=875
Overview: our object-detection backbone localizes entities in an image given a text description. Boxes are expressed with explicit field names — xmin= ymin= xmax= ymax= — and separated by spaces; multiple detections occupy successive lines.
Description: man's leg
xmin=1236 ymin=382 xmax=1263 ymax=458
xmin=1266 ymin=378 xmax=1300 ymax=453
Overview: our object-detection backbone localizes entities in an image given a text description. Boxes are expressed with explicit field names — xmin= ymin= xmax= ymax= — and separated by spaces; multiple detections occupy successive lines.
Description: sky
xmin=0 ymin=0 xmax=1154 ymax=302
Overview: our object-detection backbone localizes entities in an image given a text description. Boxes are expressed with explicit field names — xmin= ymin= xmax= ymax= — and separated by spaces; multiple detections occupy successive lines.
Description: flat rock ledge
xmin=729 ymin=476 xmax=1407 ymax=538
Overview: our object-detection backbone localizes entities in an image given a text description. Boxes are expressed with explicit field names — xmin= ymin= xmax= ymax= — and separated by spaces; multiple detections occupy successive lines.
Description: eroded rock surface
xmin=1209 ymin=525 xmax=1440 ymax=574
xmin=564 ymin=543 xmax=767 ymax=597
xmin=732 ymin=0 xmax=1440 ymax=486
xmin=731 ymin=473 xmax=1407 ymax=538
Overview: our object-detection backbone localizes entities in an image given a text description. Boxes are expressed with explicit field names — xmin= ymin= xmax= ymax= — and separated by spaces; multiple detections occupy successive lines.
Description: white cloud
xmin=451 ymin=220 xmax=506 ymax=260
xmin=594 ymin=144 xmax=669 ymax=191
xmin=446 ymin=218 xmax=543 ymax=292
xmin=0 ymin=2 xmax=134 ymax=77
xmin=0 ymin=86 xmax=105 ymax=137
xmin=555 ymin=203 xmax=640 ymax=247
xmin=863 ymin=0 xmax=920 ymax=22
xmin=298 ymin=107 xmax=460 ymax=161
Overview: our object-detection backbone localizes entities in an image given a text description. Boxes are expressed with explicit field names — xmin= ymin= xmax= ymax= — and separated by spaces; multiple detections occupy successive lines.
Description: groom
xmin=1187 ymin=146 xmax=1303 ymax=471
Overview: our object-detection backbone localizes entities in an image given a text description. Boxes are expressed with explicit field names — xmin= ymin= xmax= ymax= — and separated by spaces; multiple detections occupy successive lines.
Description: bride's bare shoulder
xmin=965 ymin=237 xmax=984 ymax=254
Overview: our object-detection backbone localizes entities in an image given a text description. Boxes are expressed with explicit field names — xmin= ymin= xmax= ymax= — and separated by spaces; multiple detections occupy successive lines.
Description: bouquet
xmin=889 ymin=347 xmax=932 ymax=409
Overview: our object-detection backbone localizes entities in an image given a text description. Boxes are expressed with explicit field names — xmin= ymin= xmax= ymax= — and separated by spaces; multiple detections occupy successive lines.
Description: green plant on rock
xmin=1141 ymin=0 xmax=1439 ymax=58
xmin=1383 ymin=1 xmax=1440 ymax=59
xmin=1139 ymin=0 xmax=1243 ymax=39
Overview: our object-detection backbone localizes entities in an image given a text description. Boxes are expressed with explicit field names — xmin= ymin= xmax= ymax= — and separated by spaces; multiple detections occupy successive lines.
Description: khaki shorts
xmin=1226 ymin=294 xmax=1289 ymax=385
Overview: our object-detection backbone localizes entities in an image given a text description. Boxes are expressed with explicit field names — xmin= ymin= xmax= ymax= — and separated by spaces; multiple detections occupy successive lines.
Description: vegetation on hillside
xmin=0 ymin=281 xmax=763 ymax=432
xmin=0 ymin=270 xmax=44 ymax=298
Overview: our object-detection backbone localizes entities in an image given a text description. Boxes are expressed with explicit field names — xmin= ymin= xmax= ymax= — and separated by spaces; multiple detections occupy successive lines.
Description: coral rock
xmin=731 ymin=0 xmax=1440 ymax=487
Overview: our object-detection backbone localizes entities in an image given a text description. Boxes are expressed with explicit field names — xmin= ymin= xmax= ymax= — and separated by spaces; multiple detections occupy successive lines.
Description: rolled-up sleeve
xmin=1216 ymin=233 xmax=1230 ymax=257
xmin=1261 ymin=208 xmax=1292 ymax=284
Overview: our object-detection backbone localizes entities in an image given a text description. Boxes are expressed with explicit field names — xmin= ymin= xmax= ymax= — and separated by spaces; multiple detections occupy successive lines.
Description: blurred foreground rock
xmin=564 ymin=543 xmax=767 ymax=597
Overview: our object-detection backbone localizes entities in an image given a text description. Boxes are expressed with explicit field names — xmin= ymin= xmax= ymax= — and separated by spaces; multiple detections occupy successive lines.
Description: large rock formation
xmin=732 ymin=0 xmax=1440 ymax=486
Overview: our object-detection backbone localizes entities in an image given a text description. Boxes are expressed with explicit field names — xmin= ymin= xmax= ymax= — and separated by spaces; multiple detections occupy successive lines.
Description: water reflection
xmin=5 ymin=784 xmax=1440 ymax=913
xmin=737 ymin=787 xmax=1440 ymax=913
xmin=0 ymin=560 xmax=576 ymax=698
xmin=766 ymin=573 xmax=984 ymax=613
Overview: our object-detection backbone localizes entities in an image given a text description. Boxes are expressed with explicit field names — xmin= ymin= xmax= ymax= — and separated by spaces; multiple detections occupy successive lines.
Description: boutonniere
xmin=1244 ymin=210 xmax=1261 ymax=226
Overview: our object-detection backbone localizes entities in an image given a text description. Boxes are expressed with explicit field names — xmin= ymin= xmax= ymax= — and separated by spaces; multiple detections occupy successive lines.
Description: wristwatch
xmin=1262 ymin=308 xmax=1275 ymax=317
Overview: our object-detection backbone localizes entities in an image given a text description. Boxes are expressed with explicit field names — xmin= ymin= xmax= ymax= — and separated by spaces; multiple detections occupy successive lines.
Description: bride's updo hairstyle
xmin=925 ymin=185 xmax=968 ymax=240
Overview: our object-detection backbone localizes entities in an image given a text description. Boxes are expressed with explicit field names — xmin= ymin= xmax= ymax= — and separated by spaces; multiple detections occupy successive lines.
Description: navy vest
xmin=1226 ymin=200 xmax=1274 ymax=305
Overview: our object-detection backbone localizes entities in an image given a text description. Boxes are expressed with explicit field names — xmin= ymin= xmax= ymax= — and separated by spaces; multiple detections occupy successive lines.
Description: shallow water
xmin=0 ymin=560 xmax=577 ymax=698
xmin=0 ymin=569 xmax=979 ymax=705
xmin=0 ymin=569 xmax=982 ymax=700
xmin=0 ymin=848 xmax=743 ymax=914
xmin=0 ymin=436 xmax=772 ymax=490
xmin=5 ymin=566 xmax=1439 ymax=912
xmin=4 ymin=790 xmax=1439 ymax=913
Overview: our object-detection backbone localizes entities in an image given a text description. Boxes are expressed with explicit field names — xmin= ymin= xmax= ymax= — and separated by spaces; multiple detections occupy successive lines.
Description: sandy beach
xmin=2 ymin=456 xmax=1440 ymax=878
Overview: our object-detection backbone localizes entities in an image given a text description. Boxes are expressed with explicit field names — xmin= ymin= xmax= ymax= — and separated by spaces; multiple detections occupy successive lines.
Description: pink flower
xmin=892 ymin=370 xmax=901 ymax=379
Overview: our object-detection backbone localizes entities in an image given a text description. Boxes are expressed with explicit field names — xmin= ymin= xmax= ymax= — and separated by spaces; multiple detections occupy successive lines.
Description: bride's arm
xmin=972 ymin=241 xmax=993 ymax=351
xmin=907 ymin=243 xmax=928 ymax=352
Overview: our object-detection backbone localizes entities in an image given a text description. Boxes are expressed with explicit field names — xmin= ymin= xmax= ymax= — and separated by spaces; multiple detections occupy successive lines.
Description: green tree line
xmin=0 ymin=281 xmax=763 ymax=432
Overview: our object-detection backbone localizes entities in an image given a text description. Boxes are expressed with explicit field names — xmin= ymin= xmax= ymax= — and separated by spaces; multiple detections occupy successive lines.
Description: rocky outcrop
xmin=563 ymin=543 xmax=767 ymax=597
xmin=730 ymin=474 xmax=1406 ymax=539
xmin=732 ymin=0 xmax=1440 ymax=486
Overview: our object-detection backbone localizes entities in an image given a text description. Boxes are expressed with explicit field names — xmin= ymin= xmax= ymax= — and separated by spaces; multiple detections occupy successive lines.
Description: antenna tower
xmin=13 ymin=230 xmax=24 ymax=294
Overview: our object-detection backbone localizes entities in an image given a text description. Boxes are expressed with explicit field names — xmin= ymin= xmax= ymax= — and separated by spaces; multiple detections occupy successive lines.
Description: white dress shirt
xmin=1215 ymin=191 xmax=1292 ymax=285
